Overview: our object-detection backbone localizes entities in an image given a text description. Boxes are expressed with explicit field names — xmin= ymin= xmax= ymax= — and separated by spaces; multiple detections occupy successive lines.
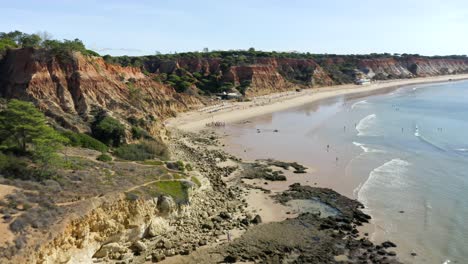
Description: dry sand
xmin=167 ymin=74 xmax=468 ymax=131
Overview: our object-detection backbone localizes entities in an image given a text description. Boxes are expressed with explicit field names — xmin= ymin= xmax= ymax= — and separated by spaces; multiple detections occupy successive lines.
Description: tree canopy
xmin=0 ymin=30 xmax=99 ymax=56
xmin=0 ymin=100 xmax=68 ymax=172
xmin=91 ymin=114 xmax=126 ymax=147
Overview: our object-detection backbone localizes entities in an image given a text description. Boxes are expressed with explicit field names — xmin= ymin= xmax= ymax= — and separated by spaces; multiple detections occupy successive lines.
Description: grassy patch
xmin=191 ymin=176 xmax=201 ymax=187
xmin=140 ymin=160 xmax=164 ymax=166
xmin=114 ymin=140 xmax=169 ymax=161
xmin=173 ymin=173 xmax=185 ymax=180
xmin=153 ymin=181 xmax=188 ymax=202
xmin=56 ymin=156 xmax=94 ymax=170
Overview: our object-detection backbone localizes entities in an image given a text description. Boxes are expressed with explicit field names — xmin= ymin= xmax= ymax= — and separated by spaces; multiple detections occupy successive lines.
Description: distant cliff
xmin=105 ymin=51 xmax=468 ymax=97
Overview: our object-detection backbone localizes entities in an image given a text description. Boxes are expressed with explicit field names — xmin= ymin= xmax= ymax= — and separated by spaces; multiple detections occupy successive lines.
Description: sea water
xmin=222 ymin=81 xmax=468 ymax=263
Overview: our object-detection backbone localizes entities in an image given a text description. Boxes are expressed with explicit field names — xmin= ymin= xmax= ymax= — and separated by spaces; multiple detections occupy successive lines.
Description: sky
xmin=1 ymin=0 xmax=468 ymax=56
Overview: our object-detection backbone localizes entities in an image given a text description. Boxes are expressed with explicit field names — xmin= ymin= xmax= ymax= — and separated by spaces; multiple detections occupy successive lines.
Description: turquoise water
xmin=223 ymin=81 xmax=468 ymax=263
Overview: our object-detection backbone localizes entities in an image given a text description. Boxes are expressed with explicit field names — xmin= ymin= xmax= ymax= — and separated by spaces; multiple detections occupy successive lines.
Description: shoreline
xmin=161 ymin=129 xmax=402 ymax=263
xmin=167 ymin=74 xmax=468 ymax=131
xmin=165 ymin=74 xmax=468 ymax=263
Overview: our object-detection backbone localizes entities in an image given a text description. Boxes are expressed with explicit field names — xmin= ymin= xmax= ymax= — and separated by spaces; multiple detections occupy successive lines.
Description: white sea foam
xmin=352 ymin=142 xmax=384 ymax=153
xmin=356 ymin=114 xmax=377 ymax=136
xmin=357 ymin=159 xmax=411 ymax=207
xmin=351 ymin=100 xmax=368 ymax=109
xmin=352 ymin=182 xmax=363 ymax=199
xmin=455 ymin=148 xmax=468 ymax=152
xmin=414 ymin=125 xmax=447 ymax=152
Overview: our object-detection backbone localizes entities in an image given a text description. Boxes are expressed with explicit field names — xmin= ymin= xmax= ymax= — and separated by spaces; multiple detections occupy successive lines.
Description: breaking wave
xmin=351 ymin=100 xmax=368 ymax=109
xmin=352 ymin=142 xmax=384 ymax=153
xmin=357 ymin=159 xmax=411 ymax=207
xmin=414 ymin=125 xmax=447 ymax=152
xmin=356 ymin=114 xmax=377 ymax=136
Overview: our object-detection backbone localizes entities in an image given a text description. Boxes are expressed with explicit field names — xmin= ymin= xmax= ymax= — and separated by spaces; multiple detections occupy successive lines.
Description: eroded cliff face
xmin=141 ymin=55 xmax=468 ymax=97
xmin=148 ymin=57 xmax=335 ymax=96
xmin=358 ymin=57 xmax=468 ymax=78
xmin=0 ymin=48 xmax=202 ymax=134
xmin=7 ymin=193 xmax=179 ymax=264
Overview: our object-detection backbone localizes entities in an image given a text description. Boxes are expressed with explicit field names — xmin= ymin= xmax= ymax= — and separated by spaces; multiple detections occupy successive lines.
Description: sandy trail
xmin=167 ymin=74 xmax=468 ymax=131
xmin=0 ymin=184 xmax=18 ymax=246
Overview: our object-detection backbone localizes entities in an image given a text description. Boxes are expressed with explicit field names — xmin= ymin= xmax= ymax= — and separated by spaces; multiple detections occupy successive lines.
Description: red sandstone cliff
xmin=0 ymin=48 xmax=202 ymax=134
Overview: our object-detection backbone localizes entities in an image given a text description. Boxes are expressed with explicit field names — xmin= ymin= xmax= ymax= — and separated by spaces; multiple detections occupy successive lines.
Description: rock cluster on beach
xmin=110 ymin=130 xmax=401 ymax=264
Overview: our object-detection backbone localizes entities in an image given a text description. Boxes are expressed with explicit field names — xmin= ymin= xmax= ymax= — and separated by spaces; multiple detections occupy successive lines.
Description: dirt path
xmin=0 ymin=184 xmax=18 ymax=246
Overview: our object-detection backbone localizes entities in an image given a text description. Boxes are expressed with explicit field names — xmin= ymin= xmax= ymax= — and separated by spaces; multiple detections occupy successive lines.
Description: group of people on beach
xmin=206 ymin=121 xmax=226 ymax=127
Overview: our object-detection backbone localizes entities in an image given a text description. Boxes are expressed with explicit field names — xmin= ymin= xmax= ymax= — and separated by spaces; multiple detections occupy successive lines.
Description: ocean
xmin=221 ymin=80 xmax=468 ymax=263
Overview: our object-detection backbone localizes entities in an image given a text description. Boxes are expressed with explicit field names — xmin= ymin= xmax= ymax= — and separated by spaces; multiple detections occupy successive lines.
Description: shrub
xmin=0 ymin=154 xmax=35 ymax=180
xmin=166 ymin=161 xmax=185 ymax=171
xmin=96 ymin=153 xmax=112 ymax=162
xmin=62 ymin=131 xmax=108 ymax=152
xmin=114 ymin=140 xmax=169 ymax=161
xmin=131 ymin=126 xmax=151 ymax=140
xmin=140 ymin=140 xmax=170 ymax=160
xmin=91 ymin=115 xmax=125 ymax=147
xmin=176 ymin=161 xmax=185 ymax=172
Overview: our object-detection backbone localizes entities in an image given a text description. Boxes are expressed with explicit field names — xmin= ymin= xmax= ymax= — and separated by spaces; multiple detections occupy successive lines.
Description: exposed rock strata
xmin=0 ymin=48 xmax=202 ymax=134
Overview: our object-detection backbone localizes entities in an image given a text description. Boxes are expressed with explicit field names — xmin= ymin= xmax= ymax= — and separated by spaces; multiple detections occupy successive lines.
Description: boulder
xmin=132 ymin=241 xmax=147 ymax=253
xmin=157 ymin=195 xmax=176 ymax=214
xmin=93 ymin=242 xmax=126 ymax=259
xmin=202 ymin=221 xmax=214 ymax=230
xmin=381 ymin=241 xmax=397 ymax=248
xmin=252 ymin=215 xmax=262 ymax=224
xmin=151 ymin=253 xmax=166 ymax=262
xmin=224 ymin=255 xmax=237 ymax=263
xmin=146 ymin=217 xmax=171 ymax=237
xmin=219 ymin=211 xmax=232 ymax=220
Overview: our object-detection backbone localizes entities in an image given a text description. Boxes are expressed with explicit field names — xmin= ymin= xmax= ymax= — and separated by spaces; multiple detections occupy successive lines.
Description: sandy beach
xmin=167 ymin=74 xmax=468 ymax=131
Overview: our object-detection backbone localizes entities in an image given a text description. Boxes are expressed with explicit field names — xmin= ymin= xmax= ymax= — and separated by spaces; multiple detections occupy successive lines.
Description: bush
xmin=166 ymin=161 xmax=185 ymax=171
xmin=131 ymin=126 xmax=151 ymax=140
xmin=91 ymin=115 xmax=125 ymax=147
xmin=96 ymin=153 xmax=112 ymax=162
xmin=114 ymin=140 xmax=169 ymax=161
xmin=0 ymin=154 xmax=33 ymax=180
xmin=62 ymin=131 xmax=108 ymax=152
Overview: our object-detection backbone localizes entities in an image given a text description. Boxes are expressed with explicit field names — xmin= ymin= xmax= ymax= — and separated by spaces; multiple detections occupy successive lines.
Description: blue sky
xmin=1 ymin=0 xmax=468 ymax=56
